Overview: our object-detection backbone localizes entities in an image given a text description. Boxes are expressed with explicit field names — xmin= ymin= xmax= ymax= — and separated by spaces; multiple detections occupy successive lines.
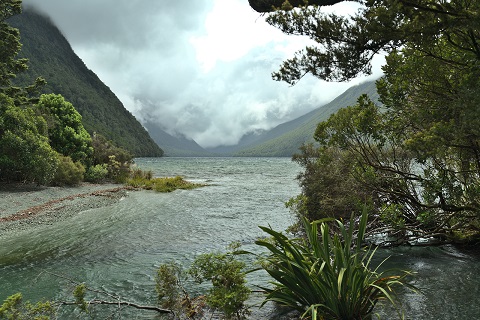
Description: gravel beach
xmin=0 ymin=182 xmax=131 ymax=236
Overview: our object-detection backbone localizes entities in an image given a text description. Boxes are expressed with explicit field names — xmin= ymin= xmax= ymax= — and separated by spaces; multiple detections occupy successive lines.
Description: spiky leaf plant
xmin=256 ymin=210 xmax=413 ymax=319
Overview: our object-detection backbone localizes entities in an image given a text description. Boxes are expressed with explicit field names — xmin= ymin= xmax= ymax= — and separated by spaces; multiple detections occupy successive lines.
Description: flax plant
xmin=256 ymin=210 xmax=413 ymax=319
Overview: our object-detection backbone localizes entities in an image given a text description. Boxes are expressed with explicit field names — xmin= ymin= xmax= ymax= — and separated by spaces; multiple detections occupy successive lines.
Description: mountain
xmin=211 ymin=80 xmax=379 ymax=157
xmin=9 ymin=9 xmax=163 ymax=157
xmin=143 ymin=120 xmax=216 ymax=157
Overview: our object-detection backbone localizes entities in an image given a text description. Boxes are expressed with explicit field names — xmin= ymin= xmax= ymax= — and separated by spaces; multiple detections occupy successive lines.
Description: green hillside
xmin=233 ymin=80 xmax=379 ymax=157
xmin=144 ymin=120 xmax=216 ymax=157
xmin=9 ymin=9 xmax=163 ymax=157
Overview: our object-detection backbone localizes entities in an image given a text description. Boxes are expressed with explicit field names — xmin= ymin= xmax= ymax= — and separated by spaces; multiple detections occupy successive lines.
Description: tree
xmin=0 ymin=93 xmax=58 ymax=184
xmin=254 ymin=0 xmax=480 ymax=85
xmin=0 ymin=0 xmax=58 ymax=184
xmin=36 ymin=93 xmax=93 ymax=165
xmin=249 ymin=0 xmax=343 ymax=13
xmin=0 ymin=0 xmax=45 ymax=105
xmin=252 ymin=0 xmax=480 ymax=243
xmin=0 ymin=0 xmax=25 ymax=95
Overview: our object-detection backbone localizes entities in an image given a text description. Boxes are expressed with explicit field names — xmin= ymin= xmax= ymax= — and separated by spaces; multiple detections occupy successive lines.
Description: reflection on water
xmin=0 ymin=157 xmax=479 ymax=319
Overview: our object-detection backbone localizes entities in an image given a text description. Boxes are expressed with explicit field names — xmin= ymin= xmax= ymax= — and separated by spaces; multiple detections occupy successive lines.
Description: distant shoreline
xmin=0 ymin=182 xmax=132 ymax=236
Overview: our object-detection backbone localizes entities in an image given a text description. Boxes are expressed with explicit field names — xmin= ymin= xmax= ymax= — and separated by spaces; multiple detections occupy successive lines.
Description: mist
xmin=23 ymin=0 xmax=381 ymax=148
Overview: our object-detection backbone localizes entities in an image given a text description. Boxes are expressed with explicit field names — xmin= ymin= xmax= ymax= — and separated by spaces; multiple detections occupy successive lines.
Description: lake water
xmin=0 ymin=157 xmax=479 ymax=319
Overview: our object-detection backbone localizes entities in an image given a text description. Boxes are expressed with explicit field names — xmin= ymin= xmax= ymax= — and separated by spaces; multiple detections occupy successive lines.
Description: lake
xmin=0 ymin=157 xmax=479 ymax=319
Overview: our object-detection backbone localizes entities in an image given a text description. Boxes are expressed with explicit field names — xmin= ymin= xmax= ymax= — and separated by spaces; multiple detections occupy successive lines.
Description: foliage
xmin=84 ymin=164 xmax=108 ymax=183
xmin=258 ymin=0 xmax=480 ymax=244
xmin=0 ymin=93 xmax=58 ymax=184
xmin=263 ymin=0 xmax=480 ymax=84
xmin=89 ymin=133 xmax=133 ymax=182
xmin=73 ymin=284 xmax=88 ymax=313
xmin=0 ymin=1 xmax=58 ymax=184
xmin=0 ymin=0 xmax=45 ymax=106
xmin=156 ymin=263 xmax=183 ymax=311
xmin=91 ymin=133 xmax=132 ymax=165
xmin=189 ymin=251 xmax=250 ymax=320
xmin=256 ymin=210 xmax=413 ymax=319
xmin=0 ymin=293 xmax=55 ymax=320
xmin=125 ymin=175 xmax=205 ymax=193
xmin=52 ymin=154 xmax=85 ymax=186
xmin=36 ymin=94 xmax=93 ymax=166
xmin=154 ymin=246 xmax=250 ymax=320
xmin=9 ymin=9 xmax=163 ymax=157
xmin=290 ymin=142 xmax=376 ymax=221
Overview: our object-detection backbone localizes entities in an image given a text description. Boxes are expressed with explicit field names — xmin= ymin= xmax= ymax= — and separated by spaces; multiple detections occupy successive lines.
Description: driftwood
xmin=248 ymin=0 xmax=345 ymax=12
xmin=59 ymin=300 xmax=173 ymax=314
xmin=41 ymin=271 xmax=174 ymax=315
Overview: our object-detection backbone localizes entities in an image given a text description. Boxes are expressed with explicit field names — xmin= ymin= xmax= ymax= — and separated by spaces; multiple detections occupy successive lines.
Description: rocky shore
xmin=0 ymin=182 xmax=131 ymax=236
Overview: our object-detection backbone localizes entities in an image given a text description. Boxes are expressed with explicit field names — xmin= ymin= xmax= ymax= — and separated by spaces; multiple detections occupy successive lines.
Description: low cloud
xmin=23 ymin=0 xmax=380 ymax=148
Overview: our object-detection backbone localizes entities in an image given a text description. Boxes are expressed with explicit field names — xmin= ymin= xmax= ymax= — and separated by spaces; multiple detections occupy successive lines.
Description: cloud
xmin=22 ymin=0 xmax=381 ymax=148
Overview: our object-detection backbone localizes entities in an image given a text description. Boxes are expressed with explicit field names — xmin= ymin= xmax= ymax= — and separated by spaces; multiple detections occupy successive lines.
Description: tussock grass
xmin=126 ymin=175 xmax=205 ymax=193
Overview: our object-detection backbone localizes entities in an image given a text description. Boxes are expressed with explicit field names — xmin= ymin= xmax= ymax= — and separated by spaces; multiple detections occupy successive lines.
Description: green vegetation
xmin=126 ymin=173 xmax=205 ymax=193
xmin=36 ymin=93 xmax=93 ymax=165
xmin=0 ymin=93 xmax=58 ymax=184
xmin=154 ymin=245 xmax=251 ymax=320
xmin=256 ymin=211 xmax=412 ymax=319
xmin=9 ymin=9 xmax=163 ymax=157
xmin=189 ymin=250 xmax=250 ymax=319
xmin=52 ymin=154 xmax=85 ymax=186
xmin=249 ymin=0 xmax=480 ymax=244
xmin=233 ymin=80 xmax=378 ymax=157
xmin=0 ymin=293 xmax=55 ymax=320
xmin=0 ymin=1 xmax=146 ymax=185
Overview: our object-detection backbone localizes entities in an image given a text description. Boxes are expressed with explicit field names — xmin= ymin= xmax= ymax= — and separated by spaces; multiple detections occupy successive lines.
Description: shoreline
xmin=0 ymin=182 xmax=132 ymax=236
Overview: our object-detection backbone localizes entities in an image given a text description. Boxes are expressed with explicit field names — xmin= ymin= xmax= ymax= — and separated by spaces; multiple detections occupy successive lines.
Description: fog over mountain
xmin=23 ymin=0 xmax=383 ymax=148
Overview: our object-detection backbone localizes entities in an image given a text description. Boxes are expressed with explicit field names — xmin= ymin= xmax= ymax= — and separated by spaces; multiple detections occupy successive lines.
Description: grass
xmin=125 ymin=174 xmax=205 ymax=193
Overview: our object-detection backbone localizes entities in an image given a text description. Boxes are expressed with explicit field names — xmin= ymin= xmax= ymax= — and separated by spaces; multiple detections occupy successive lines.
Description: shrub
xmin=189 ymin=252 xmax=250 ymax=319
xmin=156 ymin=263 xmax=182 ymax=310
xmin=84 ymin=164 xmax=109 ymax=183
xmin=52 ymin=154 xmax=85 ymax=186
xmin=0 ymin=293 xmax=55 ymax=319
xmin=256 ymin=210 xmax=414 ymax=320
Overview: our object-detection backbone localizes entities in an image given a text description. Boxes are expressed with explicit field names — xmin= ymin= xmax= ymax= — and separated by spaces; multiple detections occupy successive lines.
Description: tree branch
xmin=248 ymin=0 xmax=346 ymax=13
xmin=59 ymin=300 xmax=173 ymax=314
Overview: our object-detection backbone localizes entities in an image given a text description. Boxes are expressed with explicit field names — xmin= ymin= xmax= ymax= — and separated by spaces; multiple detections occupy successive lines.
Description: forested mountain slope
xmin=231 ymin=80 xmax=378 ymax=156
xmin=9 ymin=9 xmax=163 ymax=157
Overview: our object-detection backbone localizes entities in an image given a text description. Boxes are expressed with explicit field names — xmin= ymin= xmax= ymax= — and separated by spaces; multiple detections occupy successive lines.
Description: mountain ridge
xmin=208 ymin=79 xmax=379 ymax=157
xmin=9 ymin=9 xmax=164 ymax=157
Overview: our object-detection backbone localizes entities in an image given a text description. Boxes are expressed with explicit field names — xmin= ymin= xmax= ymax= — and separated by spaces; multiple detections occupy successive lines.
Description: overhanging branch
xmin=248 ymin=0 xmax=346 ymax=13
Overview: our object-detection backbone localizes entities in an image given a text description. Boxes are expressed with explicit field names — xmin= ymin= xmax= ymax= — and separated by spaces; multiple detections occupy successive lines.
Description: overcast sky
xmin=23 ymin=0 xmax=382 ymax=148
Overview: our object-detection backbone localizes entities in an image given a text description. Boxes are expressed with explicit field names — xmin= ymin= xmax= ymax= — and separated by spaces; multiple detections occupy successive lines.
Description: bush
xmin=0 ymin=293 xmax=55 ymax=319
xmin=84 ymin=164 xmax=109 ymax=183
xmin=154 ymin=245 xmax=250 ymax=319
xmin=189 ymin=251 xmax=250 ymax=319
xmin=256 ymin=210 xmax=415 ymax=320
xmin=52 ymin=154 xmax=85 ymax=186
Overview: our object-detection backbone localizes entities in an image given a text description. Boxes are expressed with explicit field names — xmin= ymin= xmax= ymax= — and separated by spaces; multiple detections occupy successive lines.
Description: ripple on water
xmin=1 ymin=158 xmax=480 ymax=319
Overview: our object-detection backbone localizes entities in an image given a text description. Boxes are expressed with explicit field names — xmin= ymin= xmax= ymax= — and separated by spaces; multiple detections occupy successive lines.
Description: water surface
xmin=0 ymin=157 xmax=479 ymax=319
